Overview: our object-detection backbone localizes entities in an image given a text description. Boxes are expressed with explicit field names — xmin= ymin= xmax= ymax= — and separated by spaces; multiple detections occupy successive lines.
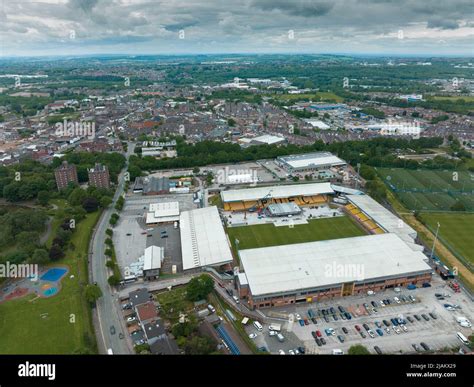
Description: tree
xmin=106 ymin=228 xmax=113 ymax=237
xmin=108 ymin=274 xmax=121 ymax=286
xmin=82 ymin=197 xmax=99 ymax=213
xmin=186 ymin=275 xmax=214 ymax=302
xmin=193 ymin=167 xmax=200 ymax=174
xmin=68 ymin=187 xmax=87 ymax=206
xmin=227 ymin=118 xmax=236 ymax=127
xmin=348 ymin=345 xmax=370 ymax=355
xmin=37 ymin=190 xmax=50 ymax=206
xmin=84 ymin=284 xmax=102 ymax=305
xmin=49 ymin=244 xmax=65 ymax=261
xmin=100 ymin=196 xmax=112 ymax=208
xmin=184 ymin=335 xmax=215 ymax=355
xmin=172 ymin=320 xmax=198 ymax=338
xmin=27 ymin=249 xmax=50 ymax=265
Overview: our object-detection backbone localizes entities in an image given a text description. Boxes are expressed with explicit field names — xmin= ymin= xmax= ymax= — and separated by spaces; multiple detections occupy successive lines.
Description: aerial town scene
xmin=0 ymin=0 xmax=473 ymax=385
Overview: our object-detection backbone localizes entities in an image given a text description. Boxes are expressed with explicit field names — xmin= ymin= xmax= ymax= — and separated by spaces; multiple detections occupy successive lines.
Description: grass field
xmin=226 ymin=215 xmax=366 ymax=253
xmin=0 ymin=211 xmax=100 ymax=354
xmin=378 ymin=168 xmax=474 ymax=211
xmin=420 ymin=212 xmax=474 ymax=268
xmin=431 ymin=96 xmax=474 ymax=102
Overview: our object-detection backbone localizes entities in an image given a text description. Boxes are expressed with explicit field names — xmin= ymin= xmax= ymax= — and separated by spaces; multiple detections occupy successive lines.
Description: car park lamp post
xmin=430 ymin=222 xmax=440 ymax=260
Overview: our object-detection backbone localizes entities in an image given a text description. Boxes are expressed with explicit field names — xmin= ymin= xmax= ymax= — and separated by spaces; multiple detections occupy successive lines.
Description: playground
xmin=0 ymin=266 xmax=69 ymax=303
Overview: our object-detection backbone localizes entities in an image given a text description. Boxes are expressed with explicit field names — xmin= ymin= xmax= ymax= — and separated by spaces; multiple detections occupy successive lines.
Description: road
xmin=90 ymin=142 xmax=135 ymax=354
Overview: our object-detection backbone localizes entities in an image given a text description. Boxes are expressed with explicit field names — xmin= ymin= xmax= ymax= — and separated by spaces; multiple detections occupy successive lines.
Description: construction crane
xmin=244 ymin=190 xmax=273 ymax=220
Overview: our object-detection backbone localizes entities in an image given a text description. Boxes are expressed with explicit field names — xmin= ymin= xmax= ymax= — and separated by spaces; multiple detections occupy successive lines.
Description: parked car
xmin=363 ymin=323 xmax=370 ymax=331
xmin=412 ymin=344 xmax=421 ymax=352
xmin=368 ymin=330 xmax=376 ymax=338
xmin=391 ymin=318 xmax=399 ymax=326
xmin=379 ymin=300 xmax=385 ymax=307
xmin=342 ymin=327 xmax=348 ymax=334
xmin=355 ymin=325 xmax=361 ymax=332
xmin=110 ymin=326 xmax=116 ymax=335
xmin=338 ymin=306 xmax=345 ymax=313
xmin=360 ymin=331 xmax=367 ymax=339
xmin=269 ymin=330 xmax=277 ymax=337
xmin=278 ymin=350 xmax=285 ymax=355
xmin=371 ymin=301 xmax=377 ymax=308
xmin=126 ymin=316 xmax=137 ymax=323
xmin=400 ymin=324 xmax=408 ymax=332
xmin=393 ymin=326 xmax=401 ymax=334
xmin=414 ymin=314 xmax=421 ymax=321
xmin=383 ymin=320 xmax=390 ymax=327
xmin=249 ymin=333 xmax=257 ymax=339
xmin=295 ymin=313 xmax=302 ymax=320
xmin=406 ymin=316 xmax=414 ymax=323
xmin=297 ymin=347 xmax=305 ymax=354
xmin=420 ymin=342 xmax=430 ymax=351
xmin=385 ymin=327 xmax=391 ymax=334
xmin=288 ymin=349 xmax=295 ymax=355
xmin=421 ymin=314 xmax=430 ymax=321
xmin=337 ymin=335 xmax=345 ymax=343
xmin=316 ymin=330 xmax=322 ymax=337
xmin=320 ymin=338 xmax=326 ymax=345
xmin=333 ymin=314 xmax=338 ymax=321
xmin=374 ymin=346 xmax=382 ymax=355
xmin=376 ymin=328 xmax=384 ymax=336
xmin=344 ymin=312 xmax=352 ymax=320
xmin=324 ymin=316 xmax=330 ymax=323
xmin=315 ymin=337 xmax=322 ymax=347
xmin=375 ymin=321 xmax=382 ymax=328
xmin=311 ymin=317 xmax=318 ymax=324
xmin=394 ymin=297 xmax=401 ymax=304
xmin=298 ymin=319 xmax=305 ymax=327
xmin=429 ymin=312 xmax=437 ymax=320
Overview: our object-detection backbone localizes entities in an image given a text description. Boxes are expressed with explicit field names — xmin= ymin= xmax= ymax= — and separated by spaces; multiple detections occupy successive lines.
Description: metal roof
xmin=221 ymin=182 xmax=334 ymax=203
xmin=143 ymin=246 xmax=163 ymax=271
xmin=278 ymin=152 xmax=346 ymax=169
xmin=239 ymin=233 xmax=431 ymax=297
xmin=180 ymin=206 xmax=233 ymax=271
xmin=347 ymin=194 xmax=417 ymax=245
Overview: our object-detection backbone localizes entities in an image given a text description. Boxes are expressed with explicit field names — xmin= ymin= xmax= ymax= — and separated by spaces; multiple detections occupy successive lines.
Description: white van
xmin=332 ymin=349 xmax=344 ymax=355
xmin=269 ymin=323 xmax=281 ymax=332
xmin=232 ymin=295 xmax=240 ymax=304
xmin=174 ymin=221 xmax=178 ymax=229
xmin=253 ymin=321 xmax=263 ymax=331
xmin=456 ymin=332 xmax=469 ymax=345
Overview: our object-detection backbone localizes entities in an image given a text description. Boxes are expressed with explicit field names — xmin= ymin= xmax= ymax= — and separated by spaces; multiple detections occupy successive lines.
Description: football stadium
xmin=222 ymin=182 xmax=433 ymax=309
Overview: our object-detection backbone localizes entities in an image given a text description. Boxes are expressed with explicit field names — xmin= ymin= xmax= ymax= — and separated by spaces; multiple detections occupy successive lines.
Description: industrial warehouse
xmin=276 ymin=152 xmax=347 ymax=173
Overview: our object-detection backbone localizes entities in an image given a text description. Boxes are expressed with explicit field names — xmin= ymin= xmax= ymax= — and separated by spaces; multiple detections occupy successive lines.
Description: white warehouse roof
xmin=251 ymin=134 xmax=286 ymax=145
xmin=221 ymin=182 xmax=334 ymax=203
xmin=278 ymin=152 xmax=346 ymax=170
xmin=143 ymin=246 xmax=163 ymax=271
xmin=347 ymin=194 xmax=418 ymax=246
xmin=180 ymin=206 xmax=233 ymax=271
xmin=146 ymin=201 xmax=180 ymax=224
xmin=239 ymin=233 xmax=431 ymax=297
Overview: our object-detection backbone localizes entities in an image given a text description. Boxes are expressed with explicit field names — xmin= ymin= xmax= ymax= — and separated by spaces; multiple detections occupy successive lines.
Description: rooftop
xmin=143 ymin=246 xmax=163 ymax=271
xmin=180 ymin=206 xmax=233 ymax=271
xmin=221 ymin=182 xmax=334 ymax=203
xmin=136 ymin=301 xmax=158 ymax=323
xmin=239 ymin=233 xmax=431 ymax=297
xmin=277 ymin=152 xmax=346 ymax=169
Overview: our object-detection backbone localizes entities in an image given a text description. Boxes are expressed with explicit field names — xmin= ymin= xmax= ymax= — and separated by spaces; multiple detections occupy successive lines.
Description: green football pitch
xmin=420 ymin=212 xmax=474 ymax=267
xmin=226 ymin=215 xmax=366 ymax=252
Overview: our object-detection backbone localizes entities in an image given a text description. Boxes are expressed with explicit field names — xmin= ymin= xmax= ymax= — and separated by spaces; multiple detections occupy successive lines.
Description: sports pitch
xmin=420 ymin=212 xmax=474 ymax=267
xmin=226 ymin=215 xmax=366 ymax=252
xmin=378 ymin=168 xmax=474 ymax=211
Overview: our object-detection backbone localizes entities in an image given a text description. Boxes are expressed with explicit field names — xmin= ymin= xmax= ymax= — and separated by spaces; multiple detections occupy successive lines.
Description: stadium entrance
xmin=341 ymin=282 xmax=354 ymax=296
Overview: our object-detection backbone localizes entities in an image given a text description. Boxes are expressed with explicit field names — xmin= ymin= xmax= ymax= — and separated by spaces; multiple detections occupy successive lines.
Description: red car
xmin=316 ymin=330 xmax=322 ymax=337
xmin=355 ymin=325 xmax=361 ymax=332
xmin=304 ymin=319 xmax=309 ymax=325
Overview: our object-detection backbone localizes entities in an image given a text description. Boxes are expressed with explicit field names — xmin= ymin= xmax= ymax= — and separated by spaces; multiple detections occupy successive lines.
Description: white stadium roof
xmin=239 ymin=233 xmax=431 ymax=297
xmin=221 ymin=182 xmax=334 ymax=203
xmin=347 ymin=194 xmax=418 ymax=246
xmin=180 ymin=206 xmax=233 ymax=271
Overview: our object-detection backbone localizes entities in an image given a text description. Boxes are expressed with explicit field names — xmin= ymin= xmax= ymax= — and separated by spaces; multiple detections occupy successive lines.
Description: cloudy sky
xmin=1 ymin=0 xmax=474 ymax=57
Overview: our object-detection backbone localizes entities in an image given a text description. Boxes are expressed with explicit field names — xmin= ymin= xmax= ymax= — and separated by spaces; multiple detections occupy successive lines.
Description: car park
xmin=374 ymin=346 xmax=382 ymax=355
